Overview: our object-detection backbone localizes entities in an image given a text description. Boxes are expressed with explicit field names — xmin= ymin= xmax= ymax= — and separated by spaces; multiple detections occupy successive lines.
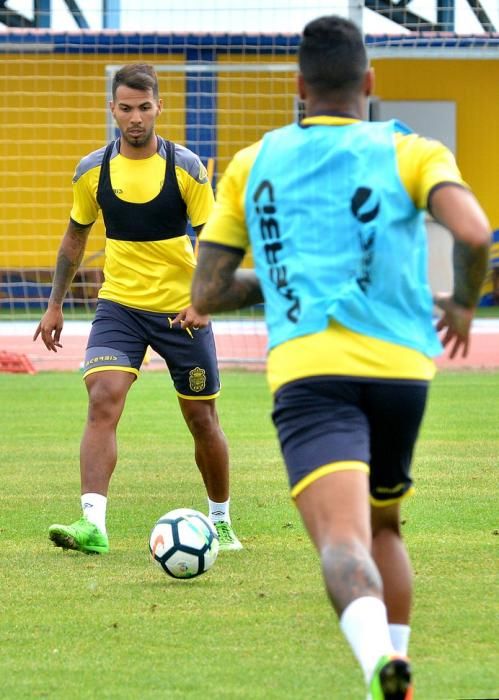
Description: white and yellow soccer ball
xmin=149 ymin=508 xmax=219 ymax=579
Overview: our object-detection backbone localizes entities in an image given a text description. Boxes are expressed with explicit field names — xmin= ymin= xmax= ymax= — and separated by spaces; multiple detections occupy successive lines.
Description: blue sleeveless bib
xmin=245 ymin=119 xmax=441 ymax=357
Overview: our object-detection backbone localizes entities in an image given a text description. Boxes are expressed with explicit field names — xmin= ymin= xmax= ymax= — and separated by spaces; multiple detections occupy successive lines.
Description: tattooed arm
xmin=33 ymin=219 xmax=93 ymax=351
xmin=191 ymin=243 xmax=264 ymax=314
xmin=429 ymin=185 xmax=490 ymax=357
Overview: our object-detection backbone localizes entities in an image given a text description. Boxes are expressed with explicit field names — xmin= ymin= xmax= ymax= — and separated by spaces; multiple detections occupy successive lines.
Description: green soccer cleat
xmin=48 ymin=516 xmax=109 ymax=554
xmin=214 ymin=520 xmax=243 ymax=551
xmin=368 ymin=655 xmax=413 ymax=700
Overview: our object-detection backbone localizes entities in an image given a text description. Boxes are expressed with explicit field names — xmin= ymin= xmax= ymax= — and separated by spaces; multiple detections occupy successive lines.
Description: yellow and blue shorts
xmin=272 ymin=375 xmax=429 ymax=504
xmin=83 ymin=299 xmax=220 ymax=399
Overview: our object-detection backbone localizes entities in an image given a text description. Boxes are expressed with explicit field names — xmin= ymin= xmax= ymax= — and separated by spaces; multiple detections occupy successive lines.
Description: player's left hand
xmin=434 ymin=292 xmax=474 ymax=358
xmin=171 ymin=305 xmax=210 ymax=331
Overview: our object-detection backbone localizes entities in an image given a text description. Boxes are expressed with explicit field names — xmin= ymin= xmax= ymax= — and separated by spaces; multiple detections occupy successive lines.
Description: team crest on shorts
xmin=189 ymin=367 xmax=206 ymax=392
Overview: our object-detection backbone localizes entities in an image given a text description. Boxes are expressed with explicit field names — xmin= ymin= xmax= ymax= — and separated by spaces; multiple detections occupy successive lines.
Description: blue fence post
xmin=184 ymin=46 xmax=217 ymax=242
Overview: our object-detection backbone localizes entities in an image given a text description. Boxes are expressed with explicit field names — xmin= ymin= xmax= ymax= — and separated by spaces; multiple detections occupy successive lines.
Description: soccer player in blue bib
xmin=34 ymin=64 xmax=242 ymax=554
xmin=191 ymin=16 xmax=490 ymax=699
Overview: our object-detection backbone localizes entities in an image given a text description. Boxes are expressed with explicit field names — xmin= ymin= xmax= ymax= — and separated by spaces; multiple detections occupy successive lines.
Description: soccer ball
xmin=149 ymin=508 xmax=219 ymax=579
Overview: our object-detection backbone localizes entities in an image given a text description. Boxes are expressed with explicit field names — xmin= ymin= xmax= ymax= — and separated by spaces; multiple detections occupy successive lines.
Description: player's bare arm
xmin=33 ymin=220 xmax=93 ymax=351
xmin=48 ymin=220 xmax=93 ymax=306
xmin=172 ymin=225 xmax=212 ymax=330
xmin=191 ymin=243 xmax=263 ymax=314
xmin=429 ymin=185 xmax=491 ymax=357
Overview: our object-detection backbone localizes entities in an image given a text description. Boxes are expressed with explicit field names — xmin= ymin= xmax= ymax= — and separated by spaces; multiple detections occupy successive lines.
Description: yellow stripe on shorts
xmin=176 ymin=390 xmax=220 ymax=401
xmin=291 ymin=460 xmax=369 ymax=499
xmin=370 ymin=486 xmax=416 ymax=508
xmin=82 ymin=365 xmax=139 ymax=380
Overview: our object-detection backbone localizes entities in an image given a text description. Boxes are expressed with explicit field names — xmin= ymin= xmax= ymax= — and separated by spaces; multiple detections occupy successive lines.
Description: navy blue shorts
xmin=272 ymin=376 xmax=429 ymax=504
xmin=83 ymin=299 xmax=220 ymax=399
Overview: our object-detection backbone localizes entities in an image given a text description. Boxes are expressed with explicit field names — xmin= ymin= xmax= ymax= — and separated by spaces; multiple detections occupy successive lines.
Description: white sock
xmin=81 ymin=493 xmax=107 ymax=535
xmin=208 ymin=498 xmax=230 ymax=524
xmin=389 ymin=623 xmax=411 ymax=656
xmin=340 ymin=596 xmax=394 ymax=684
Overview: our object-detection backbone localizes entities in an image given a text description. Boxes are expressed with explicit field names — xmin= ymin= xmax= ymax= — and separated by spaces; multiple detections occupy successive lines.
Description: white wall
xmin=427 ymin=218 xmax=453 ymax=295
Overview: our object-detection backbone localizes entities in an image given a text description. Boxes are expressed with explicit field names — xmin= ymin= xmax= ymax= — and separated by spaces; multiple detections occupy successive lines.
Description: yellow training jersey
xmin=199 ymin=116 xmax=467 ymax=392
xmin=71 ymin=137 xmax=214 ymax=312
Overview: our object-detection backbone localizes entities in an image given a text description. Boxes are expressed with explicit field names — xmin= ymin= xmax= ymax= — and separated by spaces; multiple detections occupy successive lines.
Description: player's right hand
xmin=33 ymin=307 xmax=64 ymax=352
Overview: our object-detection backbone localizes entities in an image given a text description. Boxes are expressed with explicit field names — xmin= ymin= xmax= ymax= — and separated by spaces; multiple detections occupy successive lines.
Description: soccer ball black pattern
xmin=149 ymin=508 xmax=219 ymax=579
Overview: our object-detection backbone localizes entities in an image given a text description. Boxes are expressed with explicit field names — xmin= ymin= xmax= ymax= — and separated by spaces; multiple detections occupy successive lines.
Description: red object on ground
xmin=0 ymin=350 xmax=37 ymax=374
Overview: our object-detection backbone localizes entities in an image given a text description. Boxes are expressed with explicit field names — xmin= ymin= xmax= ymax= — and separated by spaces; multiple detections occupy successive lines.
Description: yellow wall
xmin=372 ymin=58 xmax=499 ymax=228
xmin=217 ymin=57 xmax=499 ymax=228
xmin=216 ymin=57 xmax=297 ymax=269
xmin=1 ymin=54 xmax=497 ymax=271
xmin=216 ymin=56 xmax=296 ymax=174
xmin=0 ymin=54 xmax=185 ymax=268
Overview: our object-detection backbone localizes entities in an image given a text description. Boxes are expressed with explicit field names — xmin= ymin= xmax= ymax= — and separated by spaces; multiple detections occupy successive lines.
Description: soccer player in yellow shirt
xmin=191 ymin=16 xmax=490 ymax=699
xmin=34 ymin=64 xmax=242 ymax=554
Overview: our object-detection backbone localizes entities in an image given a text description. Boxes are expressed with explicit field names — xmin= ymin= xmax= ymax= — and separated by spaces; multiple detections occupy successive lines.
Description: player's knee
xmin=86 ymin=379 xmax=126 ymax=423
xmin=181 ymin=401 xmax=220 ymax=436
xmin=371 ymin=504 xmax=402 ymax=537
xmin=183 ymin=403 xmax=220 ymax=438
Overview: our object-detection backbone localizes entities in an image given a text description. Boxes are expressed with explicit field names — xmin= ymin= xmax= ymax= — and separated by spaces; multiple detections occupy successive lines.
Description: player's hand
xmin=434 ymin=292 xmax=474 ymax=358
xmin=33 ymin=306 xmax=64 ymax=352
xmin=171 ymin=305 xmax=210 ymax=331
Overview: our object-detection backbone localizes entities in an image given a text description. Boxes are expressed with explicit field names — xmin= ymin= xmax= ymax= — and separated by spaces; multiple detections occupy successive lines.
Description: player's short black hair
xmin=298 ymin=15 xmax=368 ymax=96
xmin=112 ymin=63 xmax=159 ymax=100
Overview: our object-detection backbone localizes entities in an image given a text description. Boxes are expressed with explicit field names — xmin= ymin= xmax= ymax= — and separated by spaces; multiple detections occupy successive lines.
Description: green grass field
xmin=0 ymin=370 xmax=498 ymax=699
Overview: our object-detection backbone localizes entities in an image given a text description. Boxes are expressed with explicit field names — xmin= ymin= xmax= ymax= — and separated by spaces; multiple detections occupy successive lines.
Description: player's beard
xmin=123 ymin=126 xmax=155 ymax=149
